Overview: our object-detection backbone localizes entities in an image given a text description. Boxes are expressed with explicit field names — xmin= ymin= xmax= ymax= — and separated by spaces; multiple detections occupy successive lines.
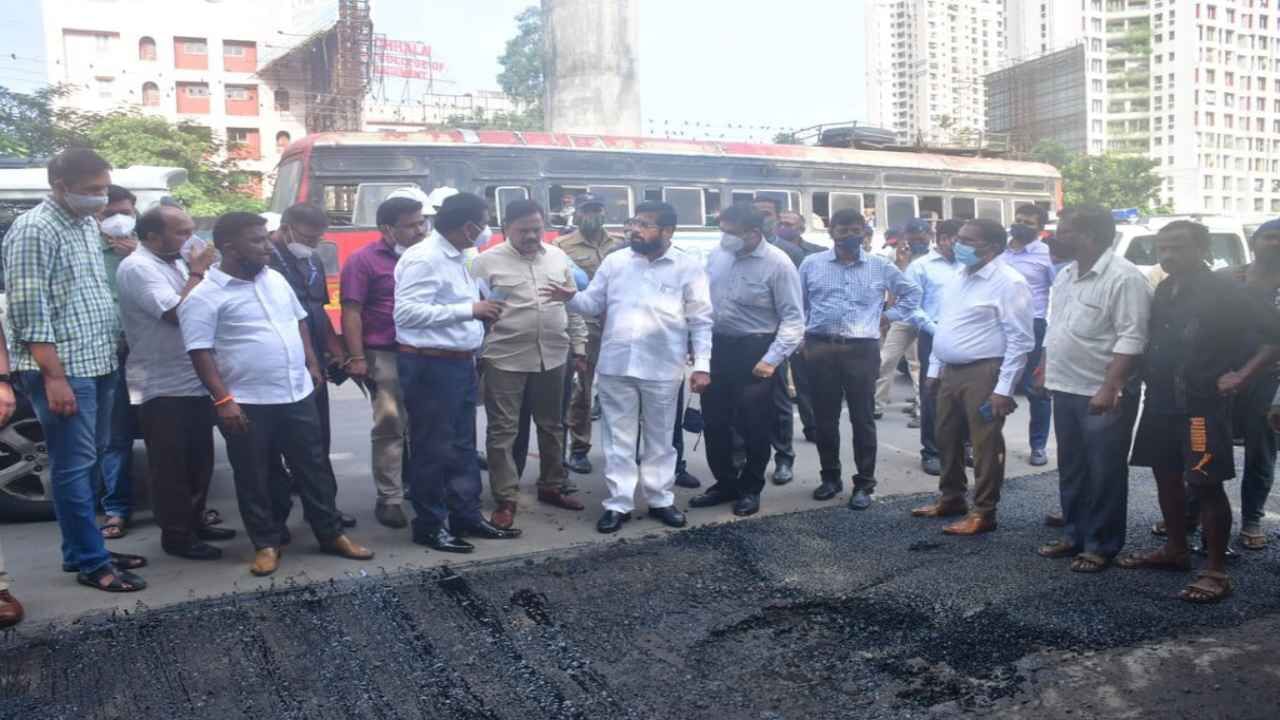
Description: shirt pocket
xmin=488 ymin=272 xmax=526 ymax=304
xmin=1067 ymin=300 xmax=1109 ymax=340
xmin=733 ymin=279 xmax=772 ymax=308
xmin=648 ymin=280 xmax=683 ymax=318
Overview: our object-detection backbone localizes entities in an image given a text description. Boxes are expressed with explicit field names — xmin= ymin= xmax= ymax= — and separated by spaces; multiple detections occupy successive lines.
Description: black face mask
xmin=834 ymin=236 xmax=862 ymax=256
xmin=578 ymin=215 xmax=605 ymax=235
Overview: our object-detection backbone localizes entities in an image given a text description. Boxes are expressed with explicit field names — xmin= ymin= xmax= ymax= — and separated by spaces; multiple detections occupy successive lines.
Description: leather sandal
xmin=1180 ymin=570 xmax=1233 ymax=604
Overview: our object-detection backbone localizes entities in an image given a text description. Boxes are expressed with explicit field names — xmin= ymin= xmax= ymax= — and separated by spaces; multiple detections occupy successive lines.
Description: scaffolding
xmin=985 ymin=43 xmax=1089 ymax=157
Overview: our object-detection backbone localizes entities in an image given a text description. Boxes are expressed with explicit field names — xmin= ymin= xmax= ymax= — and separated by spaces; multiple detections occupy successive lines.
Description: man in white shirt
xmin=393 ymin=192 xmax=521 ymax=553
xmin=118 ymin=205 xmax=234 ymax=561
xmin=1037 ymin=205 xmax=1150 ymax=572
xmin=912 ymin=218 xmax=1035 ymax=535
xmin=545 ymin=201 xmax=714 ymax=534
xmin=181 ymin=212 xmax=374 ymax=577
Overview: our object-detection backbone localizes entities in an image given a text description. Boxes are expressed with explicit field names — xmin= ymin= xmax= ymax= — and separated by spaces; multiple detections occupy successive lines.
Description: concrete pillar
xmin=542 ymin=0 xmax=640 ymax=136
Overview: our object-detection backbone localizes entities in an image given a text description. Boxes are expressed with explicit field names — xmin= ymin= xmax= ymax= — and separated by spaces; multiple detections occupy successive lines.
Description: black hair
xmin=47 ymin=148 xmax=111 ymax=186
xmin=779 ymin=209 xmax=805 ymax=227
xmin=212 ymin=211 xmax=267 ymax=248
xmin=1158 ymin=219 xmax=1210 ymax=248
xmin=635 ymin=200 xmax=678 ymax=229
xmin=937 ymin=218 xmax=966 ymax=238
xmin=502 ymin=199 xmax=545 ymax=228
xmin=434 ymin=192 xmax=489 ymax=233
xmin=376 ymin=197 xmax=424 ymax=228
xmin=1058 ymin=205 xmax=1115 ymax=249
xmin=751 ymin=195 xmax=782 ymax=213
xmin=1015 ymin=204 xmax=1050 ymax=229
xmin=718 ymin=203 xmax=765 ymax=234
xmin=829 ymin=209 xmax=866 ymax=229
xmin=281 ymin=202 xmax=329 ymax=229
xmin=964 ymin=218 xmax=1008 ymax=251
xmin=135 ymin=206 xmax=170 ymax=243
xmin=107 ymin=184 xmax=136 ymax=206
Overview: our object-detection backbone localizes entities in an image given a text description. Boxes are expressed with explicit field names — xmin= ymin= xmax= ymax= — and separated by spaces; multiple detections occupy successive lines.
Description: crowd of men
xmin=2 ymin=147 xmax=1279 ymax=630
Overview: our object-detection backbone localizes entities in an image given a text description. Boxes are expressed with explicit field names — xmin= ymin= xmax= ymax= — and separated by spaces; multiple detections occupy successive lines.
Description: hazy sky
xmin=0 ymin=0 xmax=868 ymax=140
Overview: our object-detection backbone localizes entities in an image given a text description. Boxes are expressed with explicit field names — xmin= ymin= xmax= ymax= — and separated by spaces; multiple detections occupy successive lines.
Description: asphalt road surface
xmin=3 ymin=467 xmax=1280 ymax=719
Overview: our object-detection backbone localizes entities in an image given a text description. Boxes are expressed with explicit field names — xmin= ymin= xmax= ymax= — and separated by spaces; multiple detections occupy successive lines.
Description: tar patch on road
xmin=3 ymin=471 xmax=1279 ymax=720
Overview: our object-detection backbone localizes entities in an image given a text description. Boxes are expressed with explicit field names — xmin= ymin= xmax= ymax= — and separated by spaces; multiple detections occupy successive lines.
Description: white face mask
xmin=286 ymin=242 xmax=314 ymax=259
xmin=65 ymin=191 xmax=108 ymax=217
xmin=393 ymin=243 xmax=407 ymax=256
xmin=719 ymin=232 xmax=745 ymax=253
xmin=100 ymin=213 xmax=136 ymax=238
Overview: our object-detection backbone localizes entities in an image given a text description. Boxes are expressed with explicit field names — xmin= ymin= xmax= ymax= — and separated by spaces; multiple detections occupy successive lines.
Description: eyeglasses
xmin=624 ymin=218 xmax=658 ymax=230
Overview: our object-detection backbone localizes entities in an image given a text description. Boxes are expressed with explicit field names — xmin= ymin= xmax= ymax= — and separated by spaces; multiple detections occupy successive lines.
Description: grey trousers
xmin=1053 ymin=391 xmax=1139 ymax=558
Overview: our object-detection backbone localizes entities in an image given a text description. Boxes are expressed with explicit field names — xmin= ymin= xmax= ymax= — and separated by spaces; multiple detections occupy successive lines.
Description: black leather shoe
xmin=689 ymin=488 xmax=736 ymax=508
xmin=647 ymin=505 xmax=687 ymax=528
xmin=459 ymin=518 xmax=523 ymax=540
xmin=813 ymin=480 xmax=843 ymax=501
xmin=674 ymin=469 xmax=701 ymax=489
xmin=732 ymin=493 xmax=760 ymax=517
xmin=848 ymin=489 xmax=874 ymax=511
xmin=340 ymin=512 xmax=357 ymax=528
xmin=195 ymin=525 xmax=237 ymax=542
xmin=163 ymin=541 xmax=223 ymax=561
xmin=415 ymin=528 xmax=475 ymax=553
xmin=771 ymin=462 xmax=794 ymax=486
xmin=566 ymin=452 xmax=592 ymax=475
xmin=597 ymin=510 xmax=631 ymax=534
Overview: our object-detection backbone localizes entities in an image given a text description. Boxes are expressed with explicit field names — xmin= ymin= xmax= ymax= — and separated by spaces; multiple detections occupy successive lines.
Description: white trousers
xmin=596 ymin=374 xmax=682 ymax=514
xmin=875 ymin=320 xmax=920 ymax=412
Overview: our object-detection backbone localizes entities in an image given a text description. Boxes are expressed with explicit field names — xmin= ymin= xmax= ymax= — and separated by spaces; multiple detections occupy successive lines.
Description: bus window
xmin=644 ymin=188 xmax=661 ymax=203
xmin=886 ymin=194 xmax=918 ymax=230
xmin=951 ymin=197 xmax=976 ymax=219
xmin=487 ymin=185 xmax=530 ymax=226
xmin=704 ymin=189 xmax=722 ymax=226
xmin=323 ymin=184 xmax=357 ymax=225
xmin=548 ymin=184 xmax=587 ymax=226
xmin=271 ymin=159 xmax=303 ymax=212
xmin=754 ymin=190 xmax=798 ymax=211
xmin=662 ymin=187 xmax=704 ymax=228
xmin=920 ymin=196 xmax=943 ymax=223
xmin=352 ymin=183 xmax=415 ymax=227
xmin=589 ymin=185 xmax=633 ymax=225
xmin=976 ymin=198 xmax=1004 ymax=224
xmin=829 ymin=192 xmax=863 ymax=216
xmin=731 ymin=190 xmax=754 ymax=206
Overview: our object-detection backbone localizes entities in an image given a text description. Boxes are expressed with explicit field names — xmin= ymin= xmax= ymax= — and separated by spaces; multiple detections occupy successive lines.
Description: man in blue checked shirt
xmin=799 ymin=209 xmax=922 ymax=510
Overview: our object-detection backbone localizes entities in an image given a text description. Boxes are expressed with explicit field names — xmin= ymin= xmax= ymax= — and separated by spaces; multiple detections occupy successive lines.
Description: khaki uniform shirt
xmin=471 ymin=241 xmax=587 ymax=373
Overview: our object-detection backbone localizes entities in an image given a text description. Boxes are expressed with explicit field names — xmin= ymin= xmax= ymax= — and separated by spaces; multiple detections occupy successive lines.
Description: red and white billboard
xmin=373 ymin=37 xmax=446 ymax=80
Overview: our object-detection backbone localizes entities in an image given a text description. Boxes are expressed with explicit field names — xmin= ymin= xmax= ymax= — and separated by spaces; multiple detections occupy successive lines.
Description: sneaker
xmin=921 ymin=456 xmax=941 ymax=476
xmin=1029 ymin=448 xmax=1049 ymax=466
xmin=566 ymin=452 xmax=592 ymax=474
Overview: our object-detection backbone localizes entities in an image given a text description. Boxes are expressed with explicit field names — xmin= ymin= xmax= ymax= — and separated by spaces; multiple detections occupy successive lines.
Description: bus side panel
xmin=323 ymin=227 xmax=382 ymax=332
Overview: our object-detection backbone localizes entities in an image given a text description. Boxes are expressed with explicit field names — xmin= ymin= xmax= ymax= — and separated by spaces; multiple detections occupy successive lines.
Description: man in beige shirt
xmin=472 ymin=200 xmax=588 ymax=529
xmin=554 ymin=193 xmax=625 ymax=474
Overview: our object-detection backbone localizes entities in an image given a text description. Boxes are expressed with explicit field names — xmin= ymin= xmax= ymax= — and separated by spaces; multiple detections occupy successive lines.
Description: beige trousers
xmin=367 ymin=349 xmax=407 ymax=506
xmin=875 ymin=320 xmax=920 ymax=412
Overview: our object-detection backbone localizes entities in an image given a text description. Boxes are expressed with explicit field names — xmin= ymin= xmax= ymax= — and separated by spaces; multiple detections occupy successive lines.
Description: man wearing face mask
xmin=340 ymin=195 xmax=427 ymax=529
xmin=472 ymin=200 xmax=587 ymax=530
xmin=799 ymin=209 xmax=921 ymax=510
xmin=265 ymin=203 xmax=356 ymax=529
xmin=913 ymin=219 xmax=1034 ymax=535
xmin=753 ymin=195 xmax=804 ymax=485
xmin=395 ymin=192 xmax=516 ymax=553
xmin=1004 ymin=205 xmax=1057 ymax=467
xmin=775 ymin=210 xmax=825 ymax=446
xmin=544 ymin=201 xmax=714 ymax=534
xmin=688 ymin=204 xmax=804 ymax=517
xmin=182 ymin=212 xmax=374 ymax=577
xmin=555 ymin=193 xmax=624 ymax=476
xmin=4 ymin=148 xmax=148 ymax=592
xmin=96 ymin=185 xmax=140 ymax=540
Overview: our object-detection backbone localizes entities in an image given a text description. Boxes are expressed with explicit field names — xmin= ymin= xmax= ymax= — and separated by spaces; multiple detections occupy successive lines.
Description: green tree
xmin=445 ymin=107 xmax=542 ymax=131
xmin=1031 ymin=141 xmax=1165 ymax=212
xmin=0 ymin=85 xmax=95 ymax=158
xmin=496 ymin=6 xmax=545 ymax=128
xmin=772 ymin=131 xmax=799 ymax=145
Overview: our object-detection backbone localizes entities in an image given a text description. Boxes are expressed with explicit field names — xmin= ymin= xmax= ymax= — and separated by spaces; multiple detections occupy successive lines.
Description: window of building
xmin=141 ymin=81 xmax=159 ymax=106
xmin=274 ymin=89 xmax=289 ymax=111
xmin=138 ymin=36 xmax=156 ymax=61
xmin=182 ymin=39 xmax=207 ymax=54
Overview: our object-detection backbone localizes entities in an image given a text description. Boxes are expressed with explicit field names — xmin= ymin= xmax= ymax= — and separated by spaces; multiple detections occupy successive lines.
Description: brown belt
xmin=397 ymin=344 xmax=474 ymax=360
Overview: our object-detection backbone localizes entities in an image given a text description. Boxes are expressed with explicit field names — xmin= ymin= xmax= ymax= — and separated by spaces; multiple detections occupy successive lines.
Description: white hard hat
xmin=260 ymin=212 xmax=282 ymax=233
xmin=425 ymin=186 xmax=460 ymax=214
xmin=387 ymin=186 xmax=429 ymax=205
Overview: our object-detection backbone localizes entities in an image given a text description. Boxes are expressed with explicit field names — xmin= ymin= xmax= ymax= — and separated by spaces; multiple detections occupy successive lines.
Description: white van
xmin=1113 ymin=214 xmax=1250 ymax=287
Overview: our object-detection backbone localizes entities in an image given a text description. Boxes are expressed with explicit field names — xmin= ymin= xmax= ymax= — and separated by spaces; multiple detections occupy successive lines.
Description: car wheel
xmin=0 ymin=401 xmax=54 ymax=522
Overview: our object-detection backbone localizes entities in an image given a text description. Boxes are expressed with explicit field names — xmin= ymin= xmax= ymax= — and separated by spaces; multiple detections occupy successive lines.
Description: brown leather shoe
xmin=0 ymin=590 xmax=24 ymax=628
xmin=942 ymin=514 xmax=997 ymax=536
xmin=321 ymin=535 xmax=374 ymax=561
xmin=910 ymin=501 xmax=969 ymax=518
xmin=491 ymin=501 xmax=518 ymax=529
xmin=538 ymin=488 xmax=585 ymax=511
xmin=250 ymin=547 xmax=281 ymax=577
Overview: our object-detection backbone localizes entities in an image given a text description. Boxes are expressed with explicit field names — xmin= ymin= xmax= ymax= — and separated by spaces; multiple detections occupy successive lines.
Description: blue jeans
xmin=98 ymin=362 xmax=134 ymax=519
xmin=398 ymin=352 xmax=484 ymax=537
xmin=20 ymin=371 xmax=116 ymax=573
xmin=1020 ymin=318 xmax=1052 ymax=451
xmin=1053 ymin=391 xmax=1139 ymax=558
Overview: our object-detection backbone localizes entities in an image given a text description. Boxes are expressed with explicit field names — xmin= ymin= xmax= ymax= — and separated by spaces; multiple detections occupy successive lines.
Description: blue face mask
xmin=954 ymin=242 xmax=981 ymax=267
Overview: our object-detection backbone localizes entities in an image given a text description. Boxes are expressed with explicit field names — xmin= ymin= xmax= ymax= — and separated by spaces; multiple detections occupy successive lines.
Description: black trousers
xmin=790 ymin=350 xmax=816 ymax=435
xmin=704 ymin=334 xmax=777 ymax=497
xmin=138 ymin=396 xmax=215 ymax=548
xmin=917 ymin=330 xmax=939 ymax=461
xmin=221 ymin=396 xmax=344 ymax=549
xmin=806 ymin=337 xmax=879 ymax=489
xmin=770 ymin=359 xmax=796 ymax=466
xmin=268 ymin=379 xmax=335 ymax=523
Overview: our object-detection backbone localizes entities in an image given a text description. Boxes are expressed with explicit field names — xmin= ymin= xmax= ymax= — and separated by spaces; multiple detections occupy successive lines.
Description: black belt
xmin=714 ymin=332 xmax=776 ymax=342
xmin=805 ymin=333 xmax=877 ymax=345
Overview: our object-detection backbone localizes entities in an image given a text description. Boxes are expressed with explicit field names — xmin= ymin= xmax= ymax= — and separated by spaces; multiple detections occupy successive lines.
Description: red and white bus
xmin=267 ymin=130 xmax=1061 ymax=322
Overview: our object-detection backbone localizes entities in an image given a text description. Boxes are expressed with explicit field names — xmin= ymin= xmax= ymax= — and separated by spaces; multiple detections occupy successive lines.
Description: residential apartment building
xmin=996 ymin=0 xmax=1280 ymax=215
xmin=866 ymin=0 xmax=1006 ymax=146
xmin=41 ymin=0 xmax=337 ymax=196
